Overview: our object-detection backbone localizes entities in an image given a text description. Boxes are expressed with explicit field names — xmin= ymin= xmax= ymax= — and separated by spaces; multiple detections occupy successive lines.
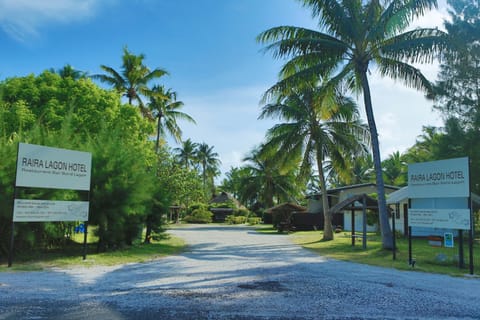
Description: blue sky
xmin=0 ymin=0 xmax=448 ymax=178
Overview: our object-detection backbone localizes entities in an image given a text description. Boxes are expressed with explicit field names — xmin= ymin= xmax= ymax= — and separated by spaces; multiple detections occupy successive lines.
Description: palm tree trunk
xmin=359 ymin=70 xmax=393 ymax=250
xmin=202 ymin=161 xmax=207 ymax=192
xmin=316 ymin=149 xmax=334 ymax=240
xmin=155 ymin=115 xmax=162 ymax=154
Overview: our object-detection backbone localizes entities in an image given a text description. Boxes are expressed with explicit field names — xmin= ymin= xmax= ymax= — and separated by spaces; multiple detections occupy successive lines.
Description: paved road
xmin=0 ymin=224 xmax=479 ymax=319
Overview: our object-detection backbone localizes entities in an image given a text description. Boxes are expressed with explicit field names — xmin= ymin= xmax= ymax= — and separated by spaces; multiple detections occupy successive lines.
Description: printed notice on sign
xmin=408 ymin=157 xmax=469 ymax=198
xmin=13 ymin=199 xmax=89 ymax=222
xmin=409 ymin=209 xmax=471 ymax=230
xmin=16 ymin=143 xmax=92 ymax=191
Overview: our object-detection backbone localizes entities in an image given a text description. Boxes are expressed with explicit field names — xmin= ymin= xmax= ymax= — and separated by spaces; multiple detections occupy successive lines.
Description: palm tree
xmin=404 ymin=126 xmax=442 ymax=163
xmin=221 ymin=166 xmax=251 ymax=199
xmin=349 ymin=155 xmax=375 ymax=185
xmin=257 ymin=0 xmax=449 ymax=249
xmin=93 ymin=47 xmax=168 ymax=118
xmin=382 ymin=151 xmax=407 ymax=186
xmin=50 ymin=64 xmax=87 ymax=80
xmin=195 ymin=142 xmax=221 ymax=193
xmin=147 ymin=85 xmax=196 ymax=153
xmin=239 ymin=145 xmax=300 ymax=209
xmin=260 ymin=83 xmax=369 ymax=240
xmin=174 ymin=138 xmax=198 ymax=170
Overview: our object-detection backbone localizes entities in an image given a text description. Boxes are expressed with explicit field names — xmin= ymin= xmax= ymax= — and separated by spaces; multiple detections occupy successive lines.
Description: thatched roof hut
xmin=264 ymin=203 xmax=307 ymax=226
xmin=209 ymin=192 xmax=244 ymax=222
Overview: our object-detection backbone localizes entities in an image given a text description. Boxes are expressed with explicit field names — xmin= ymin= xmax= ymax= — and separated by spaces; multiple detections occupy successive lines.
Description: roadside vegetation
xmin=291 ymin=229 xmax=480 ymax=277
xmin=0 ymin=229 xmax=186 ymax=272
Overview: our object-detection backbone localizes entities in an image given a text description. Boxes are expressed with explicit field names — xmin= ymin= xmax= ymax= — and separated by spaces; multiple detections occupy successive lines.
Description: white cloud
xmin=410 ymin=0 xmax=450 ymax=30
xmin=0 ymin=0 xmax=102 ymax=41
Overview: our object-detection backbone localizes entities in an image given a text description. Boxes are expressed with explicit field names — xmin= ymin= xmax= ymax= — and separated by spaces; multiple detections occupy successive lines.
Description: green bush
xmin=225 ymin=215 xmax=247 ymax=224
xmin=235 ymin=208 xmax=250 ymax=217
xmin=247 ymin=217 xmax=262 ymax=225
xmin=184 ymin=208 xmax=213 ymax=224
xmin=187 ymin=202 xmax=208 ymax=215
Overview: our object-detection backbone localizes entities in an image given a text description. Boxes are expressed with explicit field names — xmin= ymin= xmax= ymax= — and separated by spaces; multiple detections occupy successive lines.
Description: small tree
xmin=184 ymin=203 xmax=213 ymax=223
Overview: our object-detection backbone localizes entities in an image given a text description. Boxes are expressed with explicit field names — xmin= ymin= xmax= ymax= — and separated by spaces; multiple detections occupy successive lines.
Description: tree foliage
xmin=0 ymin=70 xmax=181 ymax=255
xmin=382 ymin=151 xmax=407 ymax=187
xmin=260 ymin=82 xmax=369 ymax=239
xmin=238 ymin=145 xmax=301 ymax=210
xmin=93 ymin=46 xmax=168 ymax=118
xmin=147 ymin=86 xmax=195 ymax=152
xmin=258 ymin=0 xmax=449 ymax=248
xmin=433 ymin=0 xmax=480 ymax=127
xmin=195 ymin=142 xmax=221 ymax=197
xmin=87 ymin=125 xmax=156 ymax=250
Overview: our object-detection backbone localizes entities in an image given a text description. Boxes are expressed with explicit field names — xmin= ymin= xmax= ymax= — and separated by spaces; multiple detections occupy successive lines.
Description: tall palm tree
xmin=195 ymin=142 xmax=221 ymax=192
xmin=257 ymin=0 xmax=449 ymax=249
xmin=147 ymin=85 xmax=196 ymax=153
xmin=174 ymin=138 xmax=198 ymax=170
xmin=93 ymin=47 xmax=168 ymax=118
xmin=260 ymin=83 xmax=369 ymax=240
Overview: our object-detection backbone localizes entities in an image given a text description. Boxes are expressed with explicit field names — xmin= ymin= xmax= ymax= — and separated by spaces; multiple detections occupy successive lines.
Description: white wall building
xmin=306 ymin=183 xmax=399 ymax=232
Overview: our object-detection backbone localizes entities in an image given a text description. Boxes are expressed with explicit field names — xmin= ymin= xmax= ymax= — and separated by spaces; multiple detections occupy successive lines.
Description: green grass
xmin=0 ymin=232 xmax=186 ymax=272
xmin=253 ymin=224 xmax=286 ymax=235
xmin=290 ymin=230 xmax=479 ymax=277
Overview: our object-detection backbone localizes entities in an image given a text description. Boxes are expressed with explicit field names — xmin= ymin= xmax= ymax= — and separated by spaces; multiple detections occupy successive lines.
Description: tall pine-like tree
xmin=433 ymin=0 xmax=480 ymax=127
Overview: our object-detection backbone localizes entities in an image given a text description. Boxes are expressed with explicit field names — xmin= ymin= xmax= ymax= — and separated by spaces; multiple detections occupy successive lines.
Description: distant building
xmin=306 ymin=183 xmax=400 ymax=231
xmin=264 ymin=202 xmax=307 ymax=227
xmin=209 ymin=191 xmax=243 ymax=222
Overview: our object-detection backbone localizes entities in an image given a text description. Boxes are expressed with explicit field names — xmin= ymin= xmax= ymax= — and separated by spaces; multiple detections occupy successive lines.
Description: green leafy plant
xmin=184 ymin=208 xmax=213 ymax=224
xmin=247 ymin=217 xmax=262 ymax=225
xmin=225 ymin=215 xmax=247 ymax=224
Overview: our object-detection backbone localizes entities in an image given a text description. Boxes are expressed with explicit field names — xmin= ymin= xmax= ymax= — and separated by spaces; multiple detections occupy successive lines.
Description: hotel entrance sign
xmin=13 ymin=143 xmax=92 ymax=222
xmin=16 ymin=143 xmax=91 ymax=191
xmin=408 ymin=157 xmax=469 ymax=198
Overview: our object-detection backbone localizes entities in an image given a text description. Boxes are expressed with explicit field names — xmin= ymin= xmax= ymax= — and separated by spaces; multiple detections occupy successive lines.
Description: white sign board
xmin=408 ymin=157 xmax=469 ymax=198
xmin=13 ymin=199 xmax=89 ymax=222
xmin=409 ymin=208 xmax=471 ymax=230
xmin=16 ymin=143 xmax=92 ymax=191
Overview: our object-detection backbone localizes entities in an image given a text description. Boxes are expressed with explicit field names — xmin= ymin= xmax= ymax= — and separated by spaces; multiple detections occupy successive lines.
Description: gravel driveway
xmin=0 ymin=224 xmax=479 ymax=319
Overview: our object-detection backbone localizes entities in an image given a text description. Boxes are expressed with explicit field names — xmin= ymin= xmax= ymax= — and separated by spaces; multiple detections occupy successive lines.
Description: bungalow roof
xmin=264 ymin=202 xmax=307 ymax=214
xmin=306 ymin=183 xmax=399 ymax=199
xmin=386 ymin=186 xmax=408 ymax=204
xmin=386 ymin=186 xmax=480 ymax=207
xmin=329 ymin=194 xmax=383 ymax=214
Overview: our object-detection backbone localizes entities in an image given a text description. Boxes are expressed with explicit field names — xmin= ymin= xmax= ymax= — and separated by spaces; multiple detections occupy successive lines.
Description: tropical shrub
xmin=247 ymin=217 xmax=262 ymax=225
xmin=86 ymin=125 xmax=155 ymax=250
xmin=225 ymin=215 xmax=247 ymax=224
xmin=184 ymin=207 xmax=213 ymax=224
xmin=235 ymin=208 xmax=250 ymax=217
